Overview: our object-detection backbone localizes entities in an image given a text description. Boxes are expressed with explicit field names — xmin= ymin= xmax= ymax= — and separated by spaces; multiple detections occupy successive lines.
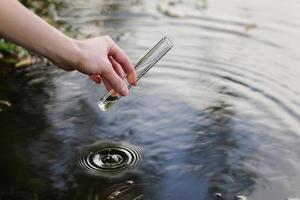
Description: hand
xmin=0 ymin=1 xmax=136 ymax=96
xmin=71 ymin=36 xmax=137 ymax=96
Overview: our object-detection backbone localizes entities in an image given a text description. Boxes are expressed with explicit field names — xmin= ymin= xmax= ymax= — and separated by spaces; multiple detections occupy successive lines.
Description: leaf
xmin=0 ymin=100 xmax=11 ymax=112
xmin=7 ymin=58 xmax=18 ymax=64
xmin=15 ymin=57 xmax=33 ymax=68
xmin=0 ymin=100 xmax=11 ymax=107
xmin=0 ymin=40 xmax=17 ymax=54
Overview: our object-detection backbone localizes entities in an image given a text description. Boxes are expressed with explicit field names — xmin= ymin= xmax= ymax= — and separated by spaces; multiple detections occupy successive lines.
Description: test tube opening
xmin=163 ymin=36 xmax=174 ymax=48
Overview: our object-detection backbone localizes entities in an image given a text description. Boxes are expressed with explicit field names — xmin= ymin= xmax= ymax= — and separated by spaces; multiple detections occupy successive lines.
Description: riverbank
xmin=0 ymin=0 xmax=72 ymax=71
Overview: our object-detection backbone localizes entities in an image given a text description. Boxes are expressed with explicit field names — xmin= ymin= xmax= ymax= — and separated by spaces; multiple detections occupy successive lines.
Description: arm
xmin=0 ymin=0 xmax=136 ymax=96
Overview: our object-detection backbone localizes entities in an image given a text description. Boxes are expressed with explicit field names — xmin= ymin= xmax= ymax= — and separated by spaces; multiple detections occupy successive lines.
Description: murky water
xmin=1 ymin=0 xmax=300 ymax=199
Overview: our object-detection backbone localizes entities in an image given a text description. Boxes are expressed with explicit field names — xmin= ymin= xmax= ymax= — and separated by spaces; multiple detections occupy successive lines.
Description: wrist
xmin=47 ymin=36 xmax=82 ymax=72
xmin=60 ymin=37 xmax=82 ymax=71
xmin=66 ymin=37 xmax=82 ymax=69
xmin=69 ymin=38 xmax=89 ymax=74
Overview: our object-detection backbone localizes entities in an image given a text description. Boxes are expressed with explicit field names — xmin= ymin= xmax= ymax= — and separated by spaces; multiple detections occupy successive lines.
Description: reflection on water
xmin=1 ymin=0 xmax=300 ymax=199
xmin=102 ymin=180 xmax=145 ymax=200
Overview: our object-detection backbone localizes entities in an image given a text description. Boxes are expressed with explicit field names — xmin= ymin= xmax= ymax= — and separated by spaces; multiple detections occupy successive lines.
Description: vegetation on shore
xmin=0 ymin=0 xmax=71 ymax=69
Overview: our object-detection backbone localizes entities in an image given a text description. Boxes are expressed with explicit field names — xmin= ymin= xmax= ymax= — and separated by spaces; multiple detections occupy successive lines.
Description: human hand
xmin=0 ymin=0 xmax=136 ymax=96
xmin=70 ymin=36 xmax=137 ymax=96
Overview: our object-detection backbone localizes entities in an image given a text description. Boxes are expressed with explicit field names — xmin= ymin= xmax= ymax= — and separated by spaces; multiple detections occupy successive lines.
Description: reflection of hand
xmin=74 ymin=36 xmax=137 ymax=96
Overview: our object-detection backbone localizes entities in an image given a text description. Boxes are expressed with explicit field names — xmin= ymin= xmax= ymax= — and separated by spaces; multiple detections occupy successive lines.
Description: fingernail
xmin=112 ymin=91 xmax=118 ymax=97
xmin=131 ymin=81 xmax=137 ymax=86
xmin=127 ymin=71 xmax=137 ymax=85
xmin=120 ymin=85 xmax=129 ymax=96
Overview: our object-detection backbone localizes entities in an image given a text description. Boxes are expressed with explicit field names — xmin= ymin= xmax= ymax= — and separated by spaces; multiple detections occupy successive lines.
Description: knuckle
xmin=101 ymin=66 xmax=111 ymax=76
xmin=108 ymin=72 xmax=124 ymax=90
xmin=100 ymin=60 xmax=112 ymax=74
xmin=103 ymin=35 xmax=112 ymax=43
xmin=115 ymin=80 xmax=125 ymax=91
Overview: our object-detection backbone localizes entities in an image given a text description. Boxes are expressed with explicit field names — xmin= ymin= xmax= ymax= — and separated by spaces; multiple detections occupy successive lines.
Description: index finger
xmin=108 ymin=39 xmax=137 ymax=84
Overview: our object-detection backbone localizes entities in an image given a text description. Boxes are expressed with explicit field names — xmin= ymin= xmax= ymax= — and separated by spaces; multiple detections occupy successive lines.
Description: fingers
xmin=109 ymin=55 xmax=137 ymax=86
xmin=80 ymin=36 xmax=137 ymax=96
xmin=89 ymin=75 xmax=114 ymax=95
xmin=109 ymin=56 xmax=125 ymax=78
xmin=91 ymin=57 xmax=132 ymax=96
xmin=101 ymin=59 xmax=129 ymax=96
xmin=127 ymin=71 xmax=137 ymax=86
xmin=107 ymin=38 xmax=137 ymax=84
xmin=90 ymin=74 xmax=121 ymax=97
xmin=102 ymin=77 xmax=112 ymax=91
xmin=90 ymin=74 xmax=102 ymax=84
xmin=102 ymin=77 xmax=119 ymax=96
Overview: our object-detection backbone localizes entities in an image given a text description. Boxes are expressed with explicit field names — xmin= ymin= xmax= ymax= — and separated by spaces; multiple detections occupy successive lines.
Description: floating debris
xmin=15 ymin=57 xmax=41 ymax=68
xmin=214 ymin=192 xmax=223 ymax=200
xmin=156 ymin=0 xmax=207 ymax=18
xmin=234 ymin=195 xmax=247 ymax=200
xmin=77 ymin=141 xmax=142 ymax=177
xmin=245 ymin=23 xmax=257 ymax=32
xmin=126 ymin=180 xmax=135 ymax=185
xmin=0 ymin=100 xmax=11 ymax=112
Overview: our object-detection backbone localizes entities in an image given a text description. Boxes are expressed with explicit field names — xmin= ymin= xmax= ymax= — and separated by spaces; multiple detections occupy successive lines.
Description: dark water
xmin=1 ymin=0 xmax=300 ymax=199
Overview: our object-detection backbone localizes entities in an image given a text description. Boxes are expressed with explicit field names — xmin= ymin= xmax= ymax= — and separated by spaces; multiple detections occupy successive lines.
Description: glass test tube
xmin=98 ymin=36 xmax=174 ymax=111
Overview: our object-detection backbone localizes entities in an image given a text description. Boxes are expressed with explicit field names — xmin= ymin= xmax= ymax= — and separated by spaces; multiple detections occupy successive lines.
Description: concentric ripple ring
xmin=77 ymin=141 xmax=142 ymax=177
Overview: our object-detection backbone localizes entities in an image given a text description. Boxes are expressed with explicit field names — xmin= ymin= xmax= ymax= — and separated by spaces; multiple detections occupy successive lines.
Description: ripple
xmin=77 ymin=141 xmax=142 ymax=177
xmin=103 ymin=180 xmax=145 ymax=200
xmin=16 ymin=0 xmax=300 ymax=199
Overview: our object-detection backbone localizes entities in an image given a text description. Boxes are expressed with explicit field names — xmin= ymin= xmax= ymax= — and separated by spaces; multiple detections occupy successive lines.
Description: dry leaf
xmin=15 ymin=57 xmax=32 ymax=68
xmin=0 ymin=100 xmax=11 ymax=112
xmin=0 ymin=100 xmax=11 ymax=107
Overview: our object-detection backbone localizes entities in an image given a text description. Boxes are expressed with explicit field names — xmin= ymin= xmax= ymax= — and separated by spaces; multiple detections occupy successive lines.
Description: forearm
xmin=0 ymin=0 xmax=136 ymax=96
xmin=0 ymin=0 xmax=79 ymax=68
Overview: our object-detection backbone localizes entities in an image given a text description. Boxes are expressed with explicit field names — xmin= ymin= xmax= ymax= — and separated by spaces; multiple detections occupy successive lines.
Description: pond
xmin=1 ymin=0 xmax=300 ymax=199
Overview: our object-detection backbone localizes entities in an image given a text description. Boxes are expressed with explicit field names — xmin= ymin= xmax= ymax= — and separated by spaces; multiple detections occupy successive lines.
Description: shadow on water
xmin=0 ymin=66 xmax=57 ymax=199
xmin=145 ymin=90 xmax=257 ymax=200
xmin=198 ymin=100 xmax=256 ymax=199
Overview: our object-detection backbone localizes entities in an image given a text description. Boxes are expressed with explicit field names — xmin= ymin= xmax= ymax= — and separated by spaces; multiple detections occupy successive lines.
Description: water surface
xmin=1 ymin=0 xmax=300 ymax=199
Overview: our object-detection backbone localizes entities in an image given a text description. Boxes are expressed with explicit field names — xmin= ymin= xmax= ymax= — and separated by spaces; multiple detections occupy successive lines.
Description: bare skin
xmin=0 ymin=0 xmax=137 ymax=96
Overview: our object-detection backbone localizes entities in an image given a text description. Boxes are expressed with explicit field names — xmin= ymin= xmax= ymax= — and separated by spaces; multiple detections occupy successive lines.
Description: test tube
xmin=98 ymin=36 xmax=174 ymax=111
